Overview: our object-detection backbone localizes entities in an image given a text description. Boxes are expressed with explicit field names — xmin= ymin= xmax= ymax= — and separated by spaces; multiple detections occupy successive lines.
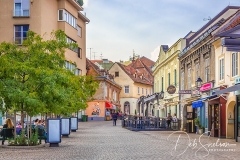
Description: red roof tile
xmin=116 ymin=56 xmax=154 ymax=85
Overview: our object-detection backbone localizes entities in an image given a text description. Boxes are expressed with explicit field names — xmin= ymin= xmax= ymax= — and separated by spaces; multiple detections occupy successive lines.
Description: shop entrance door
xmin=210 ymin=104 xmax=219 ymax=137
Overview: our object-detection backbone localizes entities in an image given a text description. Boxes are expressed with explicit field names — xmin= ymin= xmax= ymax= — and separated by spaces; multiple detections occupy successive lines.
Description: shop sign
xmin=167 ymin=85 xmax=176 ymax=94
xmin=200 ymin=82 xmax=213 ymax=92
xmin=178 ymin=90 xmax=192 ymax=94
xmin=235 ymin=76 xmax=240 ymax=85
xmin=191 ymin=90 xmax=199 ymax=96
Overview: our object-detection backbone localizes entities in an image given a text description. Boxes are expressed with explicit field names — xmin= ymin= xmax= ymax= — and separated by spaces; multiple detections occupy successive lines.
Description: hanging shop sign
xmin=200 ymin=82 xmax=213 ymax=92
xmin=178 ymin=90 xmax=192 ymax=94
xmin=167 ymin=85 xmax=176 ymax=94
xmin=235 ymin=76 xmax=240 ymax=85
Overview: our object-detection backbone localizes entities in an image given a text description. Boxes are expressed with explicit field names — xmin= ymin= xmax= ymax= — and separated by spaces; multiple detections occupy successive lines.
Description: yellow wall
xmin=152 ymin=39 xmax=186 ymax=118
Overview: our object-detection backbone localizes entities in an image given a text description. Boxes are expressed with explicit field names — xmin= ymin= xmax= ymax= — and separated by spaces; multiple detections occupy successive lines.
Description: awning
xmin=204 ymin=95 xmax=218 ymax=100
xmin=192 ymin=98 xmax=207 ymax=108
xmin=214 ymin=84 xmax=240 ymax=95
xmin=105 ymin=102 xmax=112 ymax=109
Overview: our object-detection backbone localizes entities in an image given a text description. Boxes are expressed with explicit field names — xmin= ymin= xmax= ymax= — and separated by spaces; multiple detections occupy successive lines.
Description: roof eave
xmin=68 ymin=0 xmax=84 ymax=11
xmin=78 ymin=12 xmax=90 ymax=23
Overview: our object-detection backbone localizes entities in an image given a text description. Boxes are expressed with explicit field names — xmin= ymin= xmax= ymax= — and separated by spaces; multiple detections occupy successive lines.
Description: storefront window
xmin=238 ymin=104 xmax=240 ymax=137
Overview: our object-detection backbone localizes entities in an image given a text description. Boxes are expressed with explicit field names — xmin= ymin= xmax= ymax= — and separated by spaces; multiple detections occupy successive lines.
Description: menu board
xmin=61 ymin=118 xmax=70 ymax=135
xmin=48 ymin=119 xmax=61 ymax=143
xmin=71 ymin=117 xmax=78 ymax=130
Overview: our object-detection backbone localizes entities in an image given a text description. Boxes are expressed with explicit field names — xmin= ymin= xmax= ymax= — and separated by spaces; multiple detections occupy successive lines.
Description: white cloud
xmin=83 ymin=0 xmax=89 ymax=7
xmin=150 ymin=46 xmax=160 ymax=62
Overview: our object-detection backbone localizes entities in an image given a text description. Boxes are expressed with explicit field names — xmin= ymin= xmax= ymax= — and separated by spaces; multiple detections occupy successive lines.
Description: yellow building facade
xmin=152 ymin=39 xmax=186 ymax=118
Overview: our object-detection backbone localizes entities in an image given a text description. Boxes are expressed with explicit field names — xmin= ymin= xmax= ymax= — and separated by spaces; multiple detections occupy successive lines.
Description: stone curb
xmin=1 ymin=143 xmax=46 ymax=149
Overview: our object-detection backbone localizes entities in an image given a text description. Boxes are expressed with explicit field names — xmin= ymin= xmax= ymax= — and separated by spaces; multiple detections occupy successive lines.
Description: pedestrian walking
xmin=166 ymin=113 xmax=172 ymax=128
xmin=112 ymin=111 xmax=118 ymax=126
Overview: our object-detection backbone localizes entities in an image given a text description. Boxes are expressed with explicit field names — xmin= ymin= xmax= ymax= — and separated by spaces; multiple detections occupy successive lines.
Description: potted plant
xmin=194 ymin=117 xmax=200 ymax=134
xmin=198 ymin=125 xmax=204 ymax=134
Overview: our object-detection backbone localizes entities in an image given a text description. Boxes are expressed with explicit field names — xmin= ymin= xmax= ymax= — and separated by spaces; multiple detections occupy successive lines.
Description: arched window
xmin=124 ymin=101 xmax=130 ymax=115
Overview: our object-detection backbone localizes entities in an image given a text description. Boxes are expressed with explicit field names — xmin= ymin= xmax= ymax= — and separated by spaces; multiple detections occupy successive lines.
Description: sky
xmin=82 ymin=0 xmax=240 ymax=62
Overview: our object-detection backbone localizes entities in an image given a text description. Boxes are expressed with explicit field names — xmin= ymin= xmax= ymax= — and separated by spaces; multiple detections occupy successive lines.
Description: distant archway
xmin=124 ymin=101 xmax=130 ymax=115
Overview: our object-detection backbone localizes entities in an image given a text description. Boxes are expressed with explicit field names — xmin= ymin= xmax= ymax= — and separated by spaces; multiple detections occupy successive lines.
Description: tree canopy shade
xmin=77 ymin=0 xmax=84 ymax=6
xmin=0 ymin=30 xmax=98 ymax=123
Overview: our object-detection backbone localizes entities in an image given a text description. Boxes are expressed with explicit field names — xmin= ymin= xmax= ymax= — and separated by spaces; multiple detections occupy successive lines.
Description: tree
xmin=0 ymin=30 xmax=98 ymax=134
xmin=77 ymin=0 xmax=84 ymax=6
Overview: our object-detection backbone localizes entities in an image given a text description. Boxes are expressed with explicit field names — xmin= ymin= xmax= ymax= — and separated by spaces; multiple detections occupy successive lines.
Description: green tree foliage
xmin=0 ymin=30 xmax=98 ymax=124
xmin=77 ymin=0 xmax=84 ymax=6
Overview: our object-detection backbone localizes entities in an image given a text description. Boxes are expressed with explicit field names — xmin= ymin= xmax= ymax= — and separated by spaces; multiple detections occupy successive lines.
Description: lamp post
xmin=196 ymin=77 xmax=203 ymax=90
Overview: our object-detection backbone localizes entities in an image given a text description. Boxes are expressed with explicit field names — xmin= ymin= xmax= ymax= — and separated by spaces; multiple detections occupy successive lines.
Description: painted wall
xmin=86 ymin=101 xmax=106 ymax=118
xmin=0 ymin=0 xmax=87 ymax=75
xmin=212 ymin=38 xmax=239 ymax=138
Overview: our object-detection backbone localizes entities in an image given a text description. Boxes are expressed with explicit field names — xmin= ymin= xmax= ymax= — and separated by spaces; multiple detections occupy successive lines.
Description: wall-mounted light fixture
xmin=30 ymin=0 xmax=34 ymax=4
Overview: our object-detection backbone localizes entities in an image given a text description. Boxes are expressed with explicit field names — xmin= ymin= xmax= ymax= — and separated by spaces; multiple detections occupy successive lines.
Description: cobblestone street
xmin=0 ymin=121 xmax=240 ymax=160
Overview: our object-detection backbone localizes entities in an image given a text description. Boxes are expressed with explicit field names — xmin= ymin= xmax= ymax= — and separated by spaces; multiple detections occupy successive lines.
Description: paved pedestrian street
xmin=0 ymin=121 xmax=240 ymax=160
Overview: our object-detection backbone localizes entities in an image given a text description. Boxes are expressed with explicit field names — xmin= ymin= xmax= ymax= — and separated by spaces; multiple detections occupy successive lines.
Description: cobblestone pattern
xmin=0 ymin=121 xmax=239 ymax=160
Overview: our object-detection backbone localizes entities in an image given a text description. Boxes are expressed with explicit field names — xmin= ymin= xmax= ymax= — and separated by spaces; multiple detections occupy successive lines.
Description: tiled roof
xmin=116 ymin=57 xmax=154 ymax=85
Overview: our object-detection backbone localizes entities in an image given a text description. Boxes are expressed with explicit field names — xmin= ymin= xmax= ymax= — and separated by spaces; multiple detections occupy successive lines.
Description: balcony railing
xmin=13 ymin=10 xmax=30 ymax=17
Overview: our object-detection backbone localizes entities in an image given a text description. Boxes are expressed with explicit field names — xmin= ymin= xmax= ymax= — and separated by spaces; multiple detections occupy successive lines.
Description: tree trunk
xmin=14 ymin=111 xmax=16 ymax=138
xmin=29 ymin=116 xmax=32 ymax=138
xmin=21 ymin=103 xmax=24 ymax=138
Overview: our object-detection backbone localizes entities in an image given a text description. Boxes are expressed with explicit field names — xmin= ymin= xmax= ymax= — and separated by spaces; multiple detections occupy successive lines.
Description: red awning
xmin=105 ymin=102 xmax=113 ymax=109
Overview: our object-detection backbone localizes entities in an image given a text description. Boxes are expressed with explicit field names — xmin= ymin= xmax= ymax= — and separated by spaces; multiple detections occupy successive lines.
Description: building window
xmin=65 ymin=61 xmax=80 ymax=75
xmin=205 ymin=58 xmax=210 ymax=82
xmin=58 ymin=9 xmax=77 ymax=28
xmin=181 ymin=71 xmax=184 ymax=90
xmin=75 ymin=69 xmax=82 ymax=75
xmin=232 ymin=52 xmax=238 ymax=77
xmin=78 ymin=48 xmax=82 ymax=58
xmin=146 ymin=89 xmax=148 ymax=95
xmin=142 ymin=88 xmax=144 ymax=94
xmin=219 ymin=58 xmax=224 ymax=80
xmin=77 ymin=25 xmax=82 ymax=37
xmin=161 ymin=77 xmax=164 ymax=91
xmin=168 ymin=73 xmax=170 ymax=86
xmin=14 ymin=25 xmax=29 ymax=44
xmin=138 ymin=87 xmax=140 ymax=94
xmin=66 ymin=37 xmax=78 ymax=53
xmin=195 ymin=63 xmax=199 ymax=81
xmin=124 ymin=86 xmax=129 ymax=94
xmin=174 ymin=69 xmax=177 ymax=86
xmin=14 ymin=0 xmax=30 ymax=17
xmin=115 ymin=72 xmax=119 ymax=77
xmin=188 ymin=68 xmax=191 ymax=89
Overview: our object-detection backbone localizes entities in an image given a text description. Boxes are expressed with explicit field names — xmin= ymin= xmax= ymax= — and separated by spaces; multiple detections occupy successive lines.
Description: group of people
xmin=166 ymin=113 xmax=178 ymax=128
xmin=0 ymin=118 xmax=46 ymax=137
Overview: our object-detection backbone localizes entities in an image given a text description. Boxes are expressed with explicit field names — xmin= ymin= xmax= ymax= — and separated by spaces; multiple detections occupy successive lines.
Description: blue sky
xmin=83 ymin=0 xmax=240 ymax=62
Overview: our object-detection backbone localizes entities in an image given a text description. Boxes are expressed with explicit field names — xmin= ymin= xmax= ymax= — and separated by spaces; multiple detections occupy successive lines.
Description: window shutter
xmin=22 ymin=0 xmax=30 ymax=10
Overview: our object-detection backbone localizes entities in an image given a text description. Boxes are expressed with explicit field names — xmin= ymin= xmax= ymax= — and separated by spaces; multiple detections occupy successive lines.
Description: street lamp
xmin=160 ymin=91 xmax=164 ymax=99
xmin=196 ymin=77 xmax=203 ymax=89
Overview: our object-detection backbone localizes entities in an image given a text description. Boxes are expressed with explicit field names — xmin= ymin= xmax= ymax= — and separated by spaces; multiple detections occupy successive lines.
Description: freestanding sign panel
xmin=61 ymin=118 xmax=70 ymax=136
xmin=71 ymin=117 xmax=78 ymax=132
xmin=47 ymin=118 xmax=61 ymax=147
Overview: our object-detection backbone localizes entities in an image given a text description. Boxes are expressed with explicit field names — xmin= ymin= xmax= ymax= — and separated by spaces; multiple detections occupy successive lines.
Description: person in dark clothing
xmin=167 ymin=113 xmax=172 ymax=128
xmin=0 ymin=118 xmax=14 ymax=137
xmin=112 ymin=111 xmax=118 ymax=126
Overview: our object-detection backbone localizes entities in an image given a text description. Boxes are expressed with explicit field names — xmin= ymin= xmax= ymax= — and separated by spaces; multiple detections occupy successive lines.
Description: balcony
xmin=13 ymin=10 xmax=30 ymax=17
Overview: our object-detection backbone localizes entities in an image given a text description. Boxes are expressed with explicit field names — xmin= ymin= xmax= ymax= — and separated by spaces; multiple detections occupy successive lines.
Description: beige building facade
xmin=0 ymin=0 xmax=89 ymax=75
xmin=109 ymin=57 xmax=154 ymax=115
xmin=152 ymin=39 xmax=186 ymax=118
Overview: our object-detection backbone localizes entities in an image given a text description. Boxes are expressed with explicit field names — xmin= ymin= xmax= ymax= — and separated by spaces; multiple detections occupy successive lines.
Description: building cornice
xmin=67 ymin=0 xmax=84 ymax=11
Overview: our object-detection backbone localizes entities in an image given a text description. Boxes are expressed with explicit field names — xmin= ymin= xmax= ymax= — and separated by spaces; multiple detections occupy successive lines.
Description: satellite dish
xmin=203 ymin=16 xmax=211 ymax=21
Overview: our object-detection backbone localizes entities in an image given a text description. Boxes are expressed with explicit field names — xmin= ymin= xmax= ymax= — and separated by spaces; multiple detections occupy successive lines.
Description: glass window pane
xmin=15 ymin=3 xmax=21 ymax=16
